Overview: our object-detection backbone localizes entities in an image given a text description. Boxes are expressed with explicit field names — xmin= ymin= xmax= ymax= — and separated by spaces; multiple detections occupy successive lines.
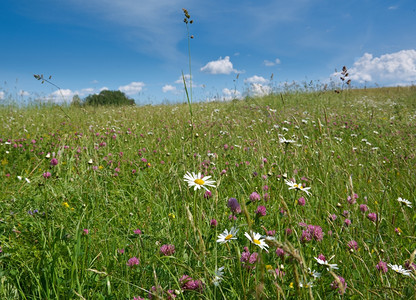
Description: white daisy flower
xmin=307 ymin=268 xmax=321 ymax=278
xmin=314 ymin=257 xmax=338 ymax=270
xmin=244 ymin=232 xmax=269 ymax=252
xmin=299 ymin=280 xmax=314 ymax=288
xmin=279 ymin=137 xmax=296 ymax=144
xmin=213 ymin=266 xmax=225 ymax=286
xmin=265 ymin=235 xmax=276 ymax=242
xmin=216 ymin=227 xmax=238 ymax=244
xmin=183 ymin=172 xmax=216 ymax=191
xmin=388 ymin=264 xmax=412 ymax=276
xmin=17 ymin=176 xmax=31 ymax=184
xmin=397 ymin=197 xmax=412 ymax=208
xmin=284 ymin=179 xmax=311 ymax=196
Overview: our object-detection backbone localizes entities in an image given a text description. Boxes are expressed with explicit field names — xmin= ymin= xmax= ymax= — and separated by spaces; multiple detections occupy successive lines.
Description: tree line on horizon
xmin=71 ymin=90 xmax=135 ymax=107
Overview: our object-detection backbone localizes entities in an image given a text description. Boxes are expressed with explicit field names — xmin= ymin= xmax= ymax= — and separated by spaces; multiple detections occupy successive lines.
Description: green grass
xmin=1 ymin=86 xmax=416 ymax=299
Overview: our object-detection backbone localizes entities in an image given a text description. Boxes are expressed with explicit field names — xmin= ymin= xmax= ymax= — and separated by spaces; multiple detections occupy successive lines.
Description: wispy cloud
xmin=80 ymin=88 xmax=94 ymax=95
xmin=162 ymin=84 xmax=176 ymax=93
xmin=67 ymin=0 xmax=189 ymax=61
xmin=264 ymin=58 xmax=281 ymax=67
xmin=200 ymin=56 xmax=239 ymax=75
xmin=19 ymin=90 xmax=30 ymax=97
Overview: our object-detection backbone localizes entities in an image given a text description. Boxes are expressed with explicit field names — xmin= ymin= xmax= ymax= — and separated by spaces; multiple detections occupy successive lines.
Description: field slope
xmin=1 ymin=87 xmax=416 ymax=299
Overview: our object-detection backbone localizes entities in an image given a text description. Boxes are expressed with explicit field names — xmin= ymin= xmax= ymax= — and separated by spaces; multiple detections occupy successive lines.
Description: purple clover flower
xmin=126 ymin=257 xmax=140 ymax=267
xmin=210 ymin=219 xmax=218 ymax=227
xmin=330 ymin=276 xmax=347 ymax=294
xmin=367 ymin=213 xmax=377 ymax=222
xmin=359 ymin=204 xmax=368 ymax=212
xmin=300 ymin=224 xmax=324 ymax=243
xmin=376 ymin=261 xmax=388 ymax=273
xmin=227 ymin=198 xmax=241 ymax=214
xmin=160 ymin=244 xmax=175 ymax=256
xmin=249 ymin=192 xmax=261 ymax=202
xmin=347 ymin=240 xmax=358 ymax=251
xmin=179 ymin=275 xmax=204 ymax=292
xmin=50 ymin=158 xmax=58 ymax=166
xmin=255 ymin=205 xmax=267 ymax=217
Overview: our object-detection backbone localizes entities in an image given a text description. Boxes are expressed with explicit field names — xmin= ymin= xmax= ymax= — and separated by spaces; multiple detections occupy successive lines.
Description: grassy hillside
xmin=1 ymin=86 xmax=416 ymax=299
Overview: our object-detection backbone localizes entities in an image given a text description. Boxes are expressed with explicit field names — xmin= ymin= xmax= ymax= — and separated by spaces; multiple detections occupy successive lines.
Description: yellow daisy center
xmin=225 ymin=234 xmax=233 ymax=240
xmin=194 ymin=178 xmax=205 ymax=185
xmin=253 ymin=239 xmax=261 ymax=245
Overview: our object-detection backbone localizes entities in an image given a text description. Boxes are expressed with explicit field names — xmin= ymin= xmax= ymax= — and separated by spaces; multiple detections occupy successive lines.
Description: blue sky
xmin=1 ymin=0 xmax=415 ymax=104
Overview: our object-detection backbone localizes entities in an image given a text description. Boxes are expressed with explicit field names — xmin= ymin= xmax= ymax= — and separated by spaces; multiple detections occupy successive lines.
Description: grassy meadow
xmin=1 ymin=86 xmax=416 ymax=299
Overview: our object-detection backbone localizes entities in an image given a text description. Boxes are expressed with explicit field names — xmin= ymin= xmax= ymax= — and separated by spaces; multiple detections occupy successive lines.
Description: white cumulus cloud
xmin=245 ymin=75 xmax=269 ymax=84
xmin=49 ymin=89 xmax=75 ymax=103
xmin=0 ymin=91 xmax=5 ymax=100
xmin=250 ymin=83 xmax=272 ymax=97
xmin=346 ymin=50 xmax=416 ymax=85
xmin=173 ymin=74 xmax=204 ymax=88
xmin=118 ymin=82 xmax=145 ymax=95
xmin=162 ymin=84 xmax=176 ymax=93
xmin=200 ymin=56 xmax=238 ymax=75
xmin=47 ymin=86 xmax=111 ymax=102
xmin=222 ymin=88 xmax=242 ymax=100
xmin=174 ymin=74 xmax=191 ymax=84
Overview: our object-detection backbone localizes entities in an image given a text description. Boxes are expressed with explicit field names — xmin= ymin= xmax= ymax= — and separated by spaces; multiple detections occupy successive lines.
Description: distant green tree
xmin=84 ymin=90 xmax=135 ymax=106
xmin=71 ymin=94 xmax=82 ymax=107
